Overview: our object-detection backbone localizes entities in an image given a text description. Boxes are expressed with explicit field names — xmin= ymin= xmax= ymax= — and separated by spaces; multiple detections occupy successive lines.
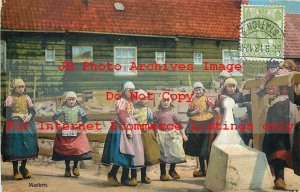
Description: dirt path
xmin=1 ymin=160 xmax=300 ymax=192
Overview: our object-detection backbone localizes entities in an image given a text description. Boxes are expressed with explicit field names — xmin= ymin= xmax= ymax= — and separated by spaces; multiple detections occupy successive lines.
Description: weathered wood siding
xmin=1 ymin=32 xmax=66 ymax=96
xmin=1 ymin=32 xmax=248 ymax=96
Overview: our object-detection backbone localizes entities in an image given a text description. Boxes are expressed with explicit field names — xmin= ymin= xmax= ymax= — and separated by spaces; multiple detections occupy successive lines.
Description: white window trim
xmin=45 ymin=49 xmax=55 ymax=62
xmin=193 ymin=52 xmax=203 ymax=65
xmin=155 ymin=51 xmax=165 ymax=64
xmin=222 ymin=49 xmax=243 ymax=76
xmin=222 ymin=49 xmax=239 ymax=64
xmin=114 ymin=46 xmax=137 ymax=76
xmin=1 ymin=41 xmax=6 ymax=72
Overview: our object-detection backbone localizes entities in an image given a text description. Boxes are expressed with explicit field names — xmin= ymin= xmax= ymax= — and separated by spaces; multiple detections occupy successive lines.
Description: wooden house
xmin=1 ymin=0 xmax=246 ymax=97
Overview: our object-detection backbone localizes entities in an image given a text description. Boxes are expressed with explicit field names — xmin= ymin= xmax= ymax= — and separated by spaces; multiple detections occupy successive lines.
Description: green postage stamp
xmin=240 ymin=5 xmax=284 ymax=59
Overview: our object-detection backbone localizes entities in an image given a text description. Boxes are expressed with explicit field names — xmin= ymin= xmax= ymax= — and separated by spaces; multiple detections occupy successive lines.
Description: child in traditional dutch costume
xmin=131 ymin=89 xmax=160 ymax=184
xmin=214 ymin=78 xmax=252 ymax=145
xmin=184 ymin=82 xmax=215 ymax=177
xmin=154 ymin=93 xmax=187 ymax=181
xmin=262 ymin=60 xmax=299 ymax=190
xmin=216 ymin=71 xmax=232 ymax=94
xmin=2 ymin=79 xmax=38 ymax=180
xmin=263 ymin=85 xmax=300 ymax=190
xmin=52 ymin=91 xmax=92 ymax=177
xmin=101 ymin=81 xmax=144 ymax=187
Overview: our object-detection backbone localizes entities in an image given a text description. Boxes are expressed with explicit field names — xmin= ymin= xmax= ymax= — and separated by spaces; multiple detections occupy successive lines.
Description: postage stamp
xmin=240 ymin=5 xmax=285 ymax=59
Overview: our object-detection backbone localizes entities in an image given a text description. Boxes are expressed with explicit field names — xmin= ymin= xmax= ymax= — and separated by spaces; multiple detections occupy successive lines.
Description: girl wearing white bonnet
xmin=215 ymin=77 xmax=252 ymax=145
xmin=102 ymin=81 xmax=144 ymax=187
xmin=184 ymin=82 xmax=215 ymax=177
xmin=154 ymin=92 xmax=187 ymax=181
xmin=2 ymin=78 xmax=38 ymax=180
xmin=131 ymin=89 xmax=160 ymax=184
xmin=52 ymin=91 xmax=92 ymax=177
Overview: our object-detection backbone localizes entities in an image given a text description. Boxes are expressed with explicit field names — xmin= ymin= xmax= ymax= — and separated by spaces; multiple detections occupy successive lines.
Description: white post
xmin=205 ymin=97 xmax=273 ymax=191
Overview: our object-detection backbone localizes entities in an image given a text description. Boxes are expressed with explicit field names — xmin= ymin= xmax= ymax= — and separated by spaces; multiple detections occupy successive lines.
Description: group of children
xmin=1 ymin=79 xmax=92 ymax=179
xmin=2 ymin=60 xmax=299 ymax=191
xmin=100 ymin=78 xmax=255 ymax=187
xmin=101 ymin=81 xmax=187 ymax=186
xmin=0 ymin=77 xmax=253 ymax=182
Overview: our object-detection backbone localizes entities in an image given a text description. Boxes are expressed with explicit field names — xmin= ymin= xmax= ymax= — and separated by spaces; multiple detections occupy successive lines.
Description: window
xmin=155 ymin=52 xmax=165 ymax=64
xmin=193 ymin=52 xmax=203 ymax=65
xmin=222 ymin=49 xmax=242 ymax=76
xmin=1 ymin=41 xmax=6 ymax=72
xmin=45 ymin=49 xmax=55 ymax=62
xmin=72 ymin=46 xmax=93 ymax=62
xmin=114 ymin=47 xmax=137 ymax=76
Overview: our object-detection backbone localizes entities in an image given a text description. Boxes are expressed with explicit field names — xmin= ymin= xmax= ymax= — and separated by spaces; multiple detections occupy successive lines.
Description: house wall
xmin=1 ymin=32 xmax=242 ymax=96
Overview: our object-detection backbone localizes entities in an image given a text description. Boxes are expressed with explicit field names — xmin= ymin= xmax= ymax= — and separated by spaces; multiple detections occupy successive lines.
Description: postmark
xmin=240 ymin=5 xmax=285 ymax=59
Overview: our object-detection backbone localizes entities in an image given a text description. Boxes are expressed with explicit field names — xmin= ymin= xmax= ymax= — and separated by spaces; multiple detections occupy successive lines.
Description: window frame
xmin=45 ymin=49 xmax=56 ymax=62
xmin=222 ymin=49 xmax=242 ymax=76
xmin=193 ymin=52 xmax=203 ymax=65
xmin=155 ymin=51 xmax=165 ymax=64
xmin=114 ymin=46 xmax=137 ymax=76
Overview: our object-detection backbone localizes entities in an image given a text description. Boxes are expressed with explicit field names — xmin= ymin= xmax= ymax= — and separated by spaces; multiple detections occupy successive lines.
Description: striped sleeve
xmin=79 ymin=107 xmax=87 ymax=116
xmin=115 ymin=98 xmax=126 ymax=113
xmin=206 ymin=96 xmax=215 ymax=107
xmin=5 ymin=96 xmax=13 ymax=107
xmin=55 ymin=107 xmax=65 ymax=116
xmin=26 ymin=95 xmax=34 ymax=108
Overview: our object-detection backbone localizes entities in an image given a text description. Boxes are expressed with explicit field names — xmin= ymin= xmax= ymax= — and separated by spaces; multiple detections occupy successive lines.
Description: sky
xmin=249 ymin=0 xmax=300 ymax=13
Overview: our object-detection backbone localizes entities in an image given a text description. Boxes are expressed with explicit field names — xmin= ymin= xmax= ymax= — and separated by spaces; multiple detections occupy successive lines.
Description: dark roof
xmin=285 ymin=14 xmax=300 ymax=58
xmin=1 ymin=0 xmax=243 ymax=39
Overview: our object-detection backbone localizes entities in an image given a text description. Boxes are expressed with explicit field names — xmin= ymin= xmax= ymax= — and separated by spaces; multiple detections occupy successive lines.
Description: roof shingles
xmin=1 ymin=0 xmax=242 ymax=39
xmin=284 ymin=14 xmax=300 ymax=58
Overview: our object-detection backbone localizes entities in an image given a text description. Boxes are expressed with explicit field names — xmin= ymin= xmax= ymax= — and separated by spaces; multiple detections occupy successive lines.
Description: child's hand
xmin=72 ymin=122 xmax=83 ymax=129
xmin=126 ymin=130 xmax=133 ymax=139
xmin=182 ymin=134 xmax=188 ymax=142
xmin=56 ymin=121 xmax=64 ymax=129
xmin=214 ymin=107 xmax=220 ymax=114
xmin=23 ymin=114 xmax=32 ymax=122
xmin=239 ymin=113 xmax=248 ymax=121
xmin=192 ymin=108 xmax=202 ymax=115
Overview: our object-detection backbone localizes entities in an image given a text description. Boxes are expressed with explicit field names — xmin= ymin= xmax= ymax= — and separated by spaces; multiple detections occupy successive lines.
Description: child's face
xmin=219 ymin=76 xmax=226 ymax=84
xmin=194 ymin=87 xmax=204 ymax=97
xmin=225 ymin=84 xmax=236 ymax=95
xmin=15 ymin=85 xmax=25 ymax=94
xmin=66 ymin=97 xmax=76 ymax=107
xmin=124 ymin=88 xmax=134 ymax=99
xmin=139 ymin=99 xmax=148 ymax=106
xmin=160 ymin=99 xmax=171 ymax=109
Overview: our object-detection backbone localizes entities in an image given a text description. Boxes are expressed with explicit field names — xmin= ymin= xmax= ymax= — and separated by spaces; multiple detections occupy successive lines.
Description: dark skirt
xmin=101 ymin=121 xmax=132 ymax=167
xmin=1 ymin=119 xmax=39 ymax=162
xmin=293 ymin=122 xmax=300 ymax=176
xmin=52 ymin=150 xmax=92 ymax=161
xmin=184 ymin=118 xmax=213 ymax=158
xmin=263 ymin=99 xmax=293 ymax=168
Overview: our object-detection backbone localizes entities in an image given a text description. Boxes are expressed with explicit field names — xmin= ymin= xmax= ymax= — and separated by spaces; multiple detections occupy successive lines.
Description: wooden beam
xmin=34 ymin=113 xmax=116 ymax=122
xmin=244 ymin=72 xmax=300 ymax=150
xmin=244 ymin=72 xmax=300 ymax=89
xmin=250 ymin=89 xmax=269 ymax=151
